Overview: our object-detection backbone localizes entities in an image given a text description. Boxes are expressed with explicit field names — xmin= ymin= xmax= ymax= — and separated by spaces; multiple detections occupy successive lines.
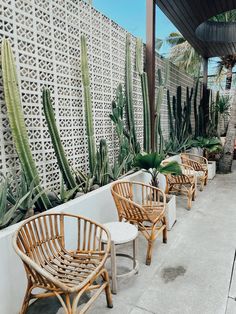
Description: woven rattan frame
xmin=111 ymin=181 xmax=167 ymax=266
xmin=12 ymin=213 xmax=113 ymax=314
xmin=180 ymin=153 xmax=208 ymax=191
xmin=164 ymin=163 xmax=196 ymax=210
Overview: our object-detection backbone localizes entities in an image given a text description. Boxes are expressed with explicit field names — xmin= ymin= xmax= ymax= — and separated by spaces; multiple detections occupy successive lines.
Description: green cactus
xmin=80 ymin=35 xmax=96 ymax=175
xmin=136 ymin=38 xmax=151 ymax=153
xmin=1 ymin=38 xmax=51 ymax=211
xmin=96 ymin=139 xmax=110 ymax=186
xmin=154 ymin=60 xmax=169 ymax=153
xmin=193 ymin=78 xmax=200 ymax=137
xmin=42 ymin=88 xmax=77 ymax=190
xmin=125 ymin=34 xmax=140 ymax=154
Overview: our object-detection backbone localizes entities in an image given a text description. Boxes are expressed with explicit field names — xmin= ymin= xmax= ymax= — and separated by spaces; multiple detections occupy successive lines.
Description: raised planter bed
xmin=0 ymin=171 xmax=147 ymax=314
xmin=208 ymin=160 xmax=216 ymax=180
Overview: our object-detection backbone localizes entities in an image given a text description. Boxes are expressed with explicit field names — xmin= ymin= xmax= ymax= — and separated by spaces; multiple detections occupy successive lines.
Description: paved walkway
xmin=31 ymin=162 xmax=236 ymax=314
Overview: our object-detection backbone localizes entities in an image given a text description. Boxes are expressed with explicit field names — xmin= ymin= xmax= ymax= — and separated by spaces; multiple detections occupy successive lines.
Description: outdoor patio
xmin=1 ymin=1 xmax=236 ymax=313
xmin=27 ymin=162 xmax=236 ymax=314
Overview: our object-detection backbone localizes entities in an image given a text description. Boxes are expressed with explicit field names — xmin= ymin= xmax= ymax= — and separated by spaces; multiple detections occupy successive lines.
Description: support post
xmin=202 ymin=57 xmax=209 ymax=136
xmin=146 ymin=0 xmax=156 ymax=150
xmin=202 ymin=57 xmax=208 ymax=89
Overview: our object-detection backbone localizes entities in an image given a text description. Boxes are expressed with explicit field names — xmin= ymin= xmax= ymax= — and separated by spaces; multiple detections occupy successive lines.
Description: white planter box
xmin=208 ymin=161 xmax=216 ymax=180
xmin=166 ymin=195 xmax=176 ymax=231
xmin=0 ymin=171 xmax=146 ymax=314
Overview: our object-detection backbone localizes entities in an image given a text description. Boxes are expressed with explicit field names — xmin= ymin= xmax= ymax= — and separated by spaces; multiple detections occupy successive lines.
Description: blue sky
xmin=93 ymin=0 xmax=178 ymax=56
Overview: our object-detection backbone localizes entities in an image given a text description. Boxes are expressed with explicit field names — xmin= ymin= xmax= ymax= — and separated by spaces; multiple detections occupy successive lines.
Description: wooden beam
xmin=146 ymin=0 xmax=156 ymax=151
xmin=202 ymin=57 xmax=208 ymax=89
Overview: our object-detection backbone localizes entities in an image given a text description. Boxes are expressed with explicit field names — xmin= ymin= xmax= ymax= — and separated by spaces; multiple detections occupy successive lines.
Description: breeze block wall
xmin=0 ymin=0 xmax=200 ymax=191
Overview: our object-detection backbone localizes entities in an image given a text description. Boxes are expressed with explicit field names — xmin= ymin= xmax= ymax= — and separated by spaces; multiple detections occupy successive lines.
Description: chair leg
xmin=20 ymin=280 xmax=33 ymax=314
xmin=162 ymin=217 xmax=167 ymax=244
xmin=146 ymin=240 xmax=153 ymax=266
xmin=110 ymin=241 xmax=118 ymax=294
xmin=187 ymin=192 xmax=192 ymax=209
xmin=103 ymin=269 xmax=113 ymax=308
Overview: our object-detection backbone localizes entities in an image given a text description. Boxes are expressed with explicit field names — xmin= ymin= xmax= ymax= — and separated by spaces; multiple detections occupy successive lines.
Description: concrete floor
xmin=29 ymin=162 xmax=236 ymax=314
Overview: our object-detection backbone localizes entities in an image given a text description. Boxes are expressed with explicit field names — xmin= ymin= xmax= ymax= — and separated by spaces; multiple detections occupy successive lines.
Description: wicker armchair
xmin=13 ymin=213 xmax=113 ymax=314
xmin=111 ymin=181 xmax=167 ymax=265
xmin=180 ymin=153 xmax=208 ymax=191
xmin=164 ymin=163 xmax=196 ymax=210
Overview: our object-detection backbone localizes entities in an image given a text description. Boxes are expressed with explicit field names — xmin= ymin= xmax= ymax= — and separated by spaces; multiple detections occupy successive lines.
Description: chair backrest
xmin=13 ymin=213 xmax=110 ymax=267
xmin=181 ymin=153 xmax=208 ymax=171
xmin=111 ymin=181 xmax=165 ymax=222
xmin=165 ymin=163 xmax=195 ymax=185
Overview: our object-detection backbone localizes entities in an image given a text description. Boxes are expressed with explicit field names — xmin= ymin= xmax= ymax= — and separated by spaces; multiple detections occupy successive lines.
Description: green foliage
xmin=42 ymin=88 xmax=78 ymax=190
xmin=166 ymin=85 xmax=193 ymax=154
xmin=215 ymin=94 xmax=231 ymax=115
xmin=154 ymin=61 xmax=169 ymax=153
xmin=136 ymin=38 xmax=151 ymax=152
xmin=0 ymin=172 xmax=46 ymax=229
xmin=80 ymin=35 xmax=96 ymax=175
xmin=134 ymin=152 xmax=182 ymax=187
xmin=165 ymin=137 xmax=192 ymax=156
xmin=109 ymin=84 xmax=135 ymax=174
xmin=125 ymin=34 xmax=140 ymax=154
xmin=96 ymin=139 xmax=110 ymax=186
xmin=1 ymin=38 xmax=51 ymax=211
xmin=190 ymin=137 xmax=222 ymax=153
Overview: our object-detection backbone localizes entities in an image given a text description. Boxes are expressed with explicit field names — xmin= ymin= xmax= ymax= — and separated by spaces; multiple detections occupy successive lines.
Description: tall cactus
xmin=42 ymin=88 xmax=77 ymax=190
xmin=1 ymin=38 xmax=51 ymax=210
xmin=96 ymin=139 xmax=110 ymax=186
xmin=154 ymin=60 xmax=169 ymax=152
xmin=125 ymin=34 xmax=140 ymax=153
xmin=80 ymin=35 xmax=96 ymax=175
xmin=136 ymin=38 xmax=151 ymax=152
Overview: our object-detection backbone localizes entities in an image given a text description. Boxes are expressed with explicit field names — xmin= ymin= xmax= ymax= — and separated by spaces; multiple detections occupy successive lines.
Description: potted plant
xmin=134 ymin=152 xmax=182 ymax=230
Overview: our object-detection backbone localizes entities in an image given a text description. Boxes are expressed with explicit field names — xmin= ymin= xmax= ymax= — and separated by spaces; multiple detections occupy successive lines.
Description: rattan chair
xmin=111 ymin=181 xmax=167 ymax=265
xmin=13 ymin=213 xmax=113 ymax=314
xmin=180 ymin=153 xmax=208 ymax=191
xmin=164 ymin=163 xmax=196 ymax=210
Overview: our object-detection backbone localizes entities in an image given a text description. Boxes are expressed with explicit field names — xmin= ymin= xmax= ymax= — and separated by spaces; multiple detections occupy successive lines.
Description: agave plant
xmin=6 ymin=172 xmax=47 ymax=219
xmin=0 ymin=173 xmax=44 ymax=229
xmin=134 ymin=153 xmax=182 ymax=187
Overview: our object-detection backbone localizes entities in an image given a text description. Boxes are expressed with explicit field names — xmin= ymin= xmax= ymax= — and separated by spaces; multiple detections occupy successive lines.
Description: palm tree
xmin=165 ymin=32 xmax=202 ymax=77
xmin=216 ymin=55 xmax=236 ymax=90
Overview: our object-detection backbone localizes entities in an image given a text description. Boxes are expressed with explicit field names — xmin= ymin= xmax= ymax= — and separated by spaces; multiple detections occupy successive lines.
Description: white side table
xmin=101 ymin=222 xmax=139 ymax=294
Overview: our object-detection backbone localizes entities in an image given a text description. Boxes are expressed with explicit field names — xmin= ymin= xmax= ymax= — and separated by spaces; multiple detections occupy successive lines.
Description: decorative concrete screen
xmin=0 ymin=0 xmax=199 ymax=191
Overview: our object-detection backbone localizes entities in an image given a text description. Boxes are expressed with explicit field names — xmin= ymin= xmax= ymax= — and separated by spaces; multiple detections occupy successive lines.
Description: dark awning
xmin=155 ymin=0 xmax=236 ymax=57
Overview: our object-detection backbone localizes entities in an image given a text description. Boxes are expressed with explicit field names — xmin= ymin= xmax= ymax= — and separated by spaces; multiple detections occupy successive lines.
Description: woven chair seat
xmin=13 ymin=213 xmax=113 ymax=314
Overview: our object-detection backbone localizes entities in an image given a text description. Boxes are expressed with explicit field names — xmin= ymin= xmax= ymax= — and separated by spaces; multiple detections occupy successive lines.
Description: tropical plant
xmin=80 ymin=35 xmax=96 ymax=175
xmin=190 ymin=137 xmax=222 ymax=154
xmin=216 ymin=55 xmax=236 ymax=90
xmin=165 ymin=32 xmax=201 ymax=77
xmin=125 ymin=34 xmax=140 ymax=154
xmin=1 ymin=38 xmax=51 ymax=211
xmin=134 ymin=152 xmax=182 ymax=187
xmin=215 ymin=94 xmax=231 ymax=115
xmin=136 ymin=38 xmax=151 ymax=152
xmin=42 ymin=88 xmax=78 ymax=191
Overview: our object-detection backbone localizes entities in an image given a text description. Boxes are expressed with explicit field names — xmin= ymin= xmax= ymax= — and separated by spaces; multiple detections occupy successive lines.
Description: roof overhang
xmin=155 ymin=0 xmax=236 ymax=58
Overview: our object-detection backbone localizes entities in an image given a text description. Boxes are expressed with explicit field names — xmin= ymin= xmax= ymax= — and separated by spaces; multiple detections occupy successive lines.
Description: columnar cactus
xmin=125 ymin=34 xmax=140 ymax=153
xmin=136 ymin=38 xmax=151 ymax=153
xmin=80 ymin=35 xmax=96 ymax=175
xmin=42 ymin=88 xmax=77 ymax=190
xmin=1 ymin=38 xmax=51 ymax=210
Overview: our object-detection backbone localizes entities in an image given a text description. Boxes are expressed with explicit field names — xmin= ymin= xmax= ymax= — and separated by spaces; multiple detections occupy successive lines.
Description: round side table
xmin=101 ymin=222 xmax=139 ymax=294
